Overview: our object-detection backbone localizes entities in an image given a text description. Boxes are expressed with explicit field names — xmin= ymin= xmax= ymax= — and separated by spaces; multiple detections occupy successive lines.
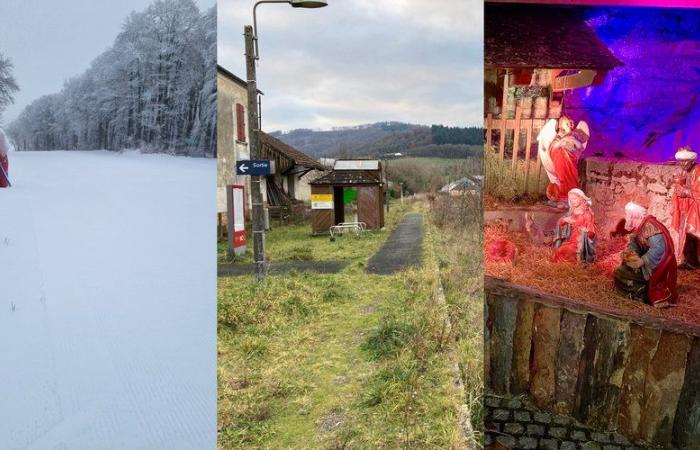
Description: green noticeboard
xmin=343 ymin=188 xmax=357 ymax=205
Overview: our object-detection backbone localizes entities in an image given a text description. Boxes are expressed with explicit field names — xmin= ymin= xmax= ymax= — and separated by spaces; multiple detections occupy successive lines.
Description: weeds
xmin=484 ymin=144 xmax=547 ymax=203
xmin=217 ymin=199 xmax=480 ymax=449
xmin=361 ymin=320 xmax=416 ymax=360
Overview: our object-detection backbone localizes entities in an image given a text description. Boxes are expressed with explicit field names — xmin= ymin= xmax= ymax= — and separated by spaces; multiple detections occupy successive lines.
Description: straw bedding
xmin=485 ymin=224 xmax=700 ymax=326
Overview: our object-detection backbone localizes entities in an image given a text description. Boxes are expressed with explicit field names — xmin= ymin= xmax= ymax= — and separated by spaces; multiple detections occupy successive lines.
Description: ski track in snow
xmin=0 ymin=151 xmax=216 ymax=449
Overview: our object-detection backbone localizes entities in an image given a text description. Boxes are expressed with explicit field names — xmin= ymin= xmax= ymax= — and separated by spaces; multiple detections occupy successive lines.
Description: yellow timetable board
xmin=311 ymin=193 xmax=333 ymax=209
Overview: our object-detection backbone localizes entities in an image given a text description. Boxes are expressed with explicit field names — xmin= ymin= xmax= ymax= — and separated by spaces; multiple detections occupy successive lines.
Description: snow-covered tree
xmin=8 ymin=0 xmax=215 ymax=157
xmin=0 ymin=53 xmax=19 ymax=124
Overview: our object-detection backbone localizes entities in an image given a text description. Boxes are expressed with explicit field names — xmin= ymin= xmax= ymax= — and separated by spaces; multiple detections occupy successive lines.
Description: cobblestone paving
xmin=484 ymin=394 xmax=658 ymax=450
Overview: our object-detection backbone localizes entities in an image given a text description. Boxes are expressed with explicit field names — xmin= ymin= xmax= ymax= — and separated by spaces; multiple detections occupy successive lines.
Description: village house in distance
xmin=216 ymin=65 xmax=325 ymax=229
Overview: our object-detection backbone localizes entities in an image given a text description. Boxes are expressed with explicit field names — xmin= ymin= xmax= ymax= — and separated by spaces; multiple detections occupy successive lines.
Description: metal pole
xmin=245 ymin=25 xmax=266 ymax=281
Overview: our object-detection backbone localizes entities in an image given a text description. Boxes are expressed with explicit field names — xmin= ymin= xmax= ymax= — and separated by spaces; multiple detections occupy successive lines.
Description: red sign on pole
xmin=227 ymin=184 xmax=247 ymax=256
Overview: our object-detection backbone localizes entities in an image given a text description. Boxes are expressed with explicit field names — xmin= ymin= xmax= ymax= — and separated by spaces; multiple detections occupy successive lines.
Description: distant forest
xmin=0 ymin=53 xmax=19 ymax=124
xmin=271 ymin=122 xmax=483 ymax=159
xmin=9 ymin=0 xmax=216 ymax=157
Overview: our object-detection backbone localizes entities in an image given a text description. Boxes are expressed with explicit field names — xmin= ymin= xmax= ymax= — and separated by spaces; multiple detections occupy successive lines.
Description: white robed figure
xmin=537 ymin=116 xmax=590 ymax=207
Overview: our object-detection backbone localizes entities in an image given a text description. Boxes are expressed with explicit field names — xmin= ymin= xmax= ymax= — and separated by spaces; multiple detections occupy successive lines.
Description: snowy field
xmin=0 ymin=151 xmax=216 ymax=449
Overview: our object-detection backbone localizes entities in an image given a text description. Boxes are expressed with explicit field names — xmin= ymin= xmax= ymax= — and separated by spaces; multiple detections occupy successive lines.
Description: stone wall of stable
xmin=485 ymin=276 xmax=700 ymax=449
xmin=581 ymin=157 xmax=679 ymax=237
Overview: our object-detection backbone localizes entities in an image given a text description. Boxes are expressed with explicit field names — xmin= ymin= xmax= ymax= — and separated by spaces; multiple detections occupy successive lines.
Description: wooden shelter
xmin=484 ymin=2 xmax=623 ymax=194
xmin=309 ymin=160 xmax=385 ymax=234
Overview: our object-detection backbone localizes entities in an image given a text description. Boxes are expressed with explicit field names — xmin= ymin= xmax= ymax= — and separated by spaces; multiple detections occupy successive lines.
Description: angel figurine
xmin=537 ymin=115 xmax=590 ymax=208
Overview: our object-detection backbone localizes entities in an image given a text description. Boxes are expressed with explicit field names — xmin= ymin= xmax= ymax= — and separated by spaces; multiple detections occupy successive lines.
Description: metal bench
xmin=329 ymin=222 xmax=367 ymax=241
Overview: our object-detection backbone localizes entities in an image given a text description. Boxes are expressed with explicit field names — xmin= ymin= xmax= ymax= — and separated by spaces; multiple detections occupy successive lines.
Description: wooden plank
xmin=499 ymin=70 xmax=510 ymax=161
xmin=498 ymin=116 xmax=507 ymax=161
xmin=617 ymin=325 xmax=661 ymax=438
xmin=523 ymin=118 xmax=533 ymax=193
xmin=639 ymin=331 xmax=692 ymax=444
xmin=358 ymin=185 xmax=380 ymax=229
xmin=579 ymin=317 xmax=631 ymax=430
xmin=535 ymin=131 xmax=543 ymax=192
xmin=485 ymin=276 xmax=700 ymax=337
xmin=501 ymin=70 xmax=510 ymax=120
xmin=511 ymin=106 xmax=522 ymax=172
xmin=672 ymin=337 xmax=700 ymax=448
xmin=486 ymin=113 xmax=493 ymax=149
xmin=531 ymin=304 xmax=561 ymax=409
xmin=511 ymin=300 xmax=535 ymax=394
xmin=484 ymin=118 xmax=546 ymax=132
xmin=553 ymin=310 xmax=588 ymax=416
xmin=487 ymin=292 xmax=518 ymax=395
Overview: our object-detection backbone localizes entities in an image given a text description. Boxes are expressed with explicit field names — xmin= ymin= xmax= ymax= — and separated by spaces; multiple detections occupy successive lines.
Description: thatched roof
xmin=485 ymin=4 xmax=622 ymax=70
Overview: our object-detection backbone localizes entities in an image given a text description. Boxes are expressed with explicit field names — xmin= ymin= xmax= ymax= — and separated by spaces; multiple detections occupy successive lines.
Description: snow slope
xmin=0 ymin=151 xmax=216 ymax=449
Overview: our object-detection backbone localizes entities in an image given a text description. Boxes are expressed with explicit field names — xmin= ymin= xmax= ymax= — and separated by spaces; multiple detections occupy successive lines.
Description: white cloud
xmin=218 ymin=0 xmax=482 ymax=130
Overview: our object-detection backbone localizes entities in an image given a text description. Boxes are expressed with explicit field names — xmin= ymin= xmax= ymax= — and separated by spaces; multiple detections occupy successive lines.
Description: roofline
xmin=217 ymin=65 xmax=246 ymax=87
xmin=217 ymin=65 xmax=264 ymax=95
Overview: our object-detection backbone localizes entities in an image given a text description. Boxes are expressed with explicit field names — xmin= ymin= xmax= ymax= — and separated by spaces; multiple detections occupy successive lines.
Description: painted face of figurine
xmin=568 ymin=191 xmax=584 ymax=209
xmin=624 ymin=210 xmax=645 ymax=231
xmin=681 ymin=159 xmax=695 ymax=171
xmin=559 ymin=116 xmax=574 ymax=134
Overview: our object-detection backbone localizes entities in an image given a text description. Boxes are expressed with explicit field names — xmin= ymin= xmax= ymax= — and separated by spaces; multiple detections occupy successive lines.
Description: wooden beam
xmin=486 ymin=113 xmax=493 ymax=149
xmin=511 ymin=106 xmax=522 ymax=172
xmin=484 ymin=118 xmax=549 ymax=130
xmin=524 ymin=118 xmax=533 ymax=192
xmin=499 ymin=70 xmax=510 ymax=161
xmin=535 ymin=132 xmax=543 ymax=192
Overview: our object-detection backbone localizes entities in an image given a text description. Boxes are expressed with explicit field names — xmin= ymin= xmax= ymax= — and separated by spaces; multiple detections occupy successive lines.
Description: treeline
xmin=402 ymin=144 xmax=483 ymax=159
xmin=273 ymin=122 xmax=484 ymax=159
xmin=0 ymin=53 xmax=19 ymax=124
xmin=9 ymin=0 xmax=216 ymax=157
xmin=431 ymin=125 xmax=483 ymax=145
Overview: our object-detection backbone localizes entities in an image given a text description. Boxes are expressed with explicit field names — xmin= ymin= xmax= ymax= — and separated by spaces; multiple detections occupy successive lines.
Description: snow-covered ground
xmin=0 ymin=151 xmax=216 ymax=449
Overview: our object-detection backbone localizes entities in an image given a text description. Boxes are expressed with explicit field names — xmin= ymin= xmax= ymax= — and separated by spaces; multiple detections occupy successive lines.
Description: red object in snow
xmin=0 ymin=154 xmax=9 ymax=188
xmin=486 ymin=239 xmax=518 ymax=263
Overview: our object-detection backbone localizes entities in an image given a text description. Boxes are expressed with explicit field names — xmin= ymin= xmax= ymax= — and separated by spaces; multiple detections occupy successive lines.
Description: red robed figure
xmin=672 ymin=164 xmax=700 ymax=256
xmin=0 ymin=154 xmax=8 ymax=188
xmin=546 ymin=131 xmax=586 ymax=202
xmin=635 ymin=215 xmax=678 ymax=306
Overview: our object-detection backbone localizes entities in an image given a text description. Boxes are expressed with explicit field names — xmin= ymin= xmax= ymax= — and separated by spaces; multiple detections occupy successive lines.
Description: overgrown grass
xmin=429 ymin=193 xmax=485 ymax=445
xmin=217 ymin=200 xmax=478 ymax=449
xmin=484 ymin=145 xmax=547 ymax=203
xmin=218 ymin=202 xmax=412 ymax=265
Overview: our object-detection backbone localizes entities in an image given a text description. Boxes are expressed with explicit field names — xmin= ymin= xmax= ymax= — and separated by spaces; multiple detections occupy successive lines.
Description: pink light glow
xmin=488 ymin=0 xmax=700 ymax=8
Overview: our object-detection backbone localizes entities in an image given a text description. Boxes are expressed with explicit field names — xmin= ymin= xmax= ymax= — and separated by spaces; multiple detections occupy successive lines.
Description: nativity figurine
xmin=671 ymin=146 xmax=700 ymax=268
xmin=613 ymin=202 xmax=678 ymax=308
xmin=552 ymin=188 xmax=596 ymax=263
xmin=537 ymin=115 xmax=590 ymax=208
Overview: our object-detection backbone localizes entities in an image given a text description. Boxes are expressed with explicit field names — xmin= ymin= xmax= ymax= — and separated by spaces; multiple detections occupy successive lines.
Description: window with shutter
xmin=236 ymin=103 xmax=246 ymax=143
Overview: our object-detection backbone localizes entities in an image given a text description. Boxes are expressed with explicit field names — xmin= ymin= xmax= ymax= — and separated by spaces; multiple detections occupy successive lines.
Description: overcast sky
xmin=218 ymin=0 xmax=483 ymax=132
xmin=0 ymin=0 xmax=214 ymax=125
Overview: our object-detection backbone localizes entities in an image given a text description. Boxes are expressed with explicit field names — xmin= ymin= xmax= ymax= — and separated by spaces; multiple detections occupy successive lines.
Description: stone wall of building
xmin=582 ymin=157 xmax=680 ymax=237
xmin=217 ymin=71 xmax=251 ymax=214
xmin=486 ymin=276 xmax=700 ymax=449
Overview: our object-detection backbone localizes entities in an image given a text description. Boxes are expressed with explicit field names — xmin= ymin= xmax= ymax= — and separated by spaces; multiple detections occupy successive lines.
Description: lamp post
xmin=245 ymin=0 xmax=327 ymax=282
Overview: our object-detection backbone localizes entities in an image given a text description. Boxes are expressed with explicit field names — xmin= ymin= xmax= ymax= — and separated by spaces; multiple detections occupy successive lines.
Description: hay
xmin=485 ymin=224 xmax=700 ymax=326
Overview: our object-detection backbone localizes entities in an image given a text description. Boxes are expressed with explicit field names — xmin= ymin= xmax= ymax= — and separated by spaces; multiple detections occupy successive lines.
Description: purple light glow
xmin=565 ymin=7 xmax=700 ymax=162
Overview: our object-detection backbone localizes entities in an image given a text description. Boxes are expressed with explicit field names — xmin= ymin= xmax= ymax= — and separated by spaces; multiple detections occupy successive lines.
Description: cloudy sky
xmin=0 ymin=0 xmax=214 ymax=125
xmin=218 ymin=0 xmax=483 ymax=132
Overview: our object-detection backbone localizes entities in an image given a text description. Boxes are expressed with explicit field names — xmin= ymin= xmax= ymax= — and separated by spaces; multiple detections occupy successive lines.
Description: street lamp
xmin=246 ymin=0 xmax=327 ymax=281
